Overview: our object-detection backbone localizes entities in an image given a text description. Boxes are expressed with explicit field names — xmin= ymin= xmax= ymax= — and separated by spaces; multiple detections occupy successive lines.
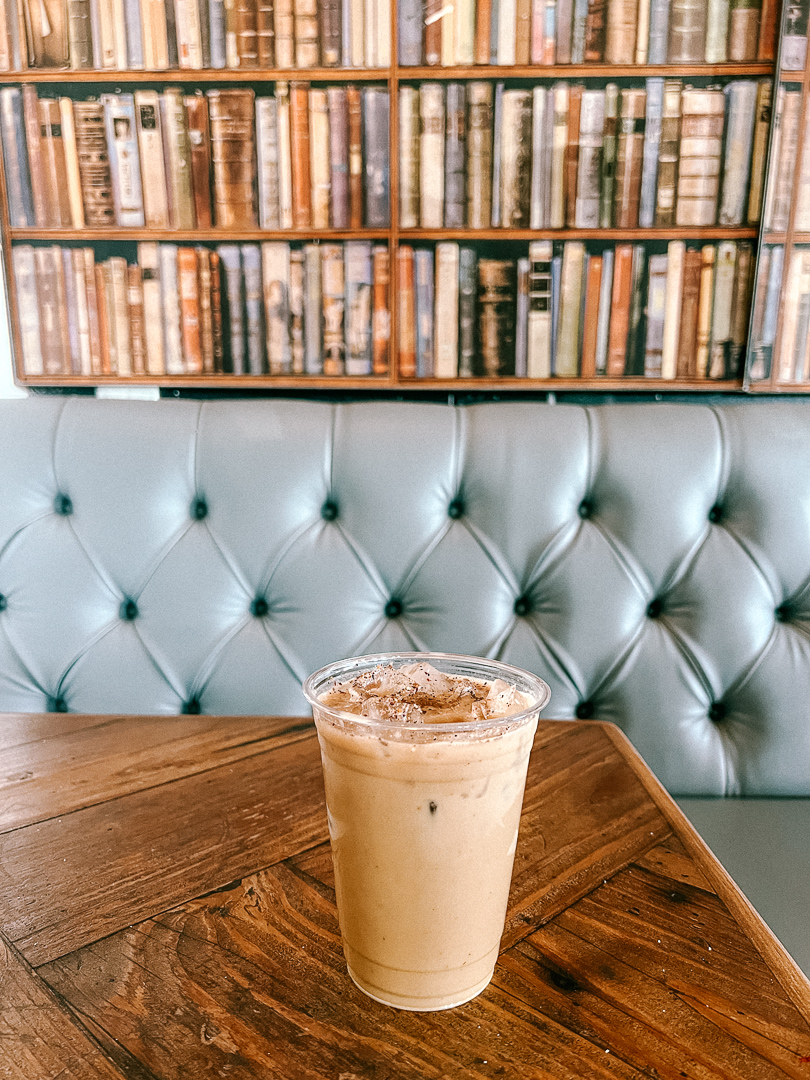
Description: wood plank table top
xmin=1 ymin=713 xmax=809 ymax=1079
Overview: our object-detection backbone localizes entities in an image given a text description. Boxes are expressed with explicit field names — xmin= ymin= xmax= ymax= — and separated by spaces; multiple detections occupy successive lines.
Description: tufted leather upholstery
xmin=1 ymin=396 xmax=810 ymax=800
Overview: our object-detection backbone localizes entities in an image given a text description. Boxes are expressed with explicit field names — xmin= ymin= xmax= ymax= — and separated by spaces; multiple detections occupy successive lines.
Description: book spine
xmin=60 ymin=99 xmax=84 ymax=228
xmin=345 ymin=240 xmax=373 ymax=375
xmin=501 ymin=88 xmax=533 ymax=228
xmin=555 ymin=241 xmax=585 ymax=376
xmin=377 ymin=0 xmax=390 ymax=65
xmin=141 ymin=0 xmax=170 ymax=67
xmin=177 ymin=246 xmax=203 ymax=374
xmin=728 ymin=0 xmax=759 ymax=60
xmin=746 ymin=79 xmax=771 ymax=225
xmin=350 ymin=0 xmax=365 ymax=65
xmin=321 ymin=242 xmax=344 ymax=375
xmin=71 ymin=248 xmax=92 ymax=374
xmin=81 ymin=248 xmax=102 ymax=375
xmin=444 ymin=82 xmax=466 ymax=228
xmin=605 ymin=0 xmax=638 ymax=61
xmin=73 ymin=100 xmax=116 ymax=227
xmin=342 ymin=84 xmax=361 ymax=229
xmin=293 ymin=0 xmax=319 ymax=65
xmin=125 ymin=264 xmax=145 ymax=376
xmin=54 ymin=248 xmax=75 ymax=373
xmin=625 ymin=243 xmax=647 ymax=375
xmin=434 ymin=242 xmax=459 ymax=377
xmin=138 ymin=243 xmax=165 ymax=375
xmin=103 ymin=93 xmax=145 ymax=228
xmin=241 ymin=243 xmax=264 ymax=375
xmin=420 ymin=82 xmax=445 ymax=227
xmin=256 ymin=0 xmax=274 ymax=64
xmin=563 ymin=83 xmax=582 ymax=227
xmin=196 ymin=248 xmax=214 ymax=373
xmin=458 ymin=246 xmax=477 ymax=377
xmin=398 ymin=85 xmax=420 ymax=228
xmin=256 ymin=96 xmax=280 ymax=229
xmin=105 ymin=257 xmax=128 ymax=375
xmin=209 ymin=251 xmax=224 ymax=372
xmin=276 ymin=81 xmax=293 ymax=229
xmin=514 ymin=257 xmax=528 ymax=378
xmin=654 ymin=78 xmax=682 ymax=227
xmin=309 ymin=87 xmax=331 ymax=229
xmin=362 ymin=86 xmax=389 ymax=227
xmin=288 ymin=247 xmax=304 ymax=373
xmin=660 ymin=239 xmax=684 ymax=378
xmin=397 ymin=244 xmax=416 ymax=377
xmin=287 ymin=81 xmax=312 ymax=226
xmin=217 ymin=243 xmax=244 ymax=373
xmin=497 ymin=0 xmax=516 ymax=61
xmin=614 ymin=86 xmax=646 ymax=229
xmin=415 ymin=247 xmax=434 ymax=377
xmin=527 ymin=239 xmax=552 ymax=378
xmin=718 ymin=79 xmax=756 ymax=227
xmin=175 ymin=0 xmax=204 ymax=66
xmin=235 ymin=0 xmax=259 ymax=65
xmin=398 ymin=0 xmax=421 ymax=63
xmin=123 ymin=0 xmax=144 ymax=65
xmin=646 ymin=0 xmax=670 ymax=60
xmin=134 ymin=91 xmax=169 ymax=229
xmin=599 ymin=82 xmax=618 ymax=227
xmin=570 ymin=0 xmax=589 ymax=60
xmin=594 ymin=247 xmax=613 ymax=375
xmin=35 ymin=247 xmax=66 ymax=376
xmin=39 ymin=96 xmax=73 ymax=227
xmin=160 ymin=89 xmax=196 ymax=229
xmin=550 ymin=248 xmax=561 ymax=371
xmin=261 ymin=241 xmax=290 ymax=373
xmin=68 ymin=0 xmax=94 ymax=66
xmin=325 ymin=86 xmax=349 ymax=230
xmin=315 ymin=0 xmax=339 ymax=63
xmin=574 ymin=87 xmax=604 ymax=228
xmin=12 ymin=246 xmax=42 ymax=374
xmin=728 ymin=240 xmax=752 ymax=376
xmin=607 ymin=242 xmax=633 ymax=375
xmin=643 ymin=252 xmax=668 ymax=376
xmin=478 ymin=258 xmax=516 ymax=376
xmin=95 ymin=262 xmax=112 ymax=374
xmin=372 ymin=244 xmax=389 ymax=374
xmin=668 ymin=0 xmax=707 ymax=60
xmin=467 ymin=81 xmax=493 ymax=229
xmin=303 ymin=243 xmax=322 ymax=373
xmin=579 ymin=252 xmax=602 ymax=378
xmin=705 ymin=0 xmax=729 ymax=60
xmin=708 ymin=240 xmax=736 ymax=378
xmin=158 ymin=245 xmax=182 ymax=374
xmin=21 ymin=85 xmax=45 ymax=226
xmin=639 ymin=77 xmax=663 ymax=228
xmin=675 ymin=87 xmax=724 ymax=227
xmin=583 ymin=0 xmax=606 ymax=59
xmin=550 ymin=81 xmax=568 ymax=229
xmin=555 ymin=0 xmax=572 ymax=60
xmin=273 ymin=0 xmax=294 ymax=65
xmin=530 ymin=85 xmax=547 ymax=228
xmin=756 ymin=0 xmax=775 ymax=59
xmin=208 ymin=87 xmax=256 ymax=229
xmin=695 ymin=243 xmax=716 ymax=378
xmin=477 ymin=0 xmax=493 ymax=62
xmin=673 ymin=245 xmax=700 ymax=377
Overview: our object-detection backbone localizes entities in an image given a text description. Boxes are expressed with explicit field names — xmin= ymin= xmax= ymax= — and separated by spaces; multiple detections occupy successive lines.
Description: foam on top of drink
xmin=319 ymin=662 xmax=534 ymax=724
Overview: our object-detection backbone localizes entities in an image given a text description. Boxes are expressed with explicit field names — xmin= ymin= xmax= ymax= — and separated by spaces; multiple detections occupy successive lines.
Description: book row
xmin=748 ymin=245 xmax=810 ymax=384
xmin=397 ymin=0 xmax=776 ymax=66
xmin=0 ymin=0 xmax=391 ymax=70
xmin=396 ymin=239 xmax=753 ymax=379
xmin=11 ymin=240 xmax=391 ymax=377
xmin=0 ymin=85 xmax=390 ymax=231
xmin=401 ymin=78 xmax=770 ymax=231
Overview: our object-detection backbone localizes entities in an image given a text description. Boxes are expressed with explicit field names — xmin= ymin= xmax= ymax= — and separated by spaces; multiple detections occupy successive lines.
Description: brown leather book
xmin=82 ymin=248 xmax=102 ymax=376
xmin=565 ymin=84 xmax=583 ymax=228
xmin=757 ymin=0 xmax=776 ymax=59
xmin=38 ymin=98 xmax=72 ymax=227
xmin=477 ymin=259 xmax=516 ymax=377
xmin=22 ymin=86 xmax=47 ymax=227
xmin=289 ymin=82 xmax=311 ymax=229
xmin=207 ymin=88 xmax=256 ymax=229
xmin=515 ymin=0 xmax=532 ymax=62
xmin=605 ymin=0 xmax=639 ymax=62
xmin=397 ymin=245 xmax=416 ymax=378
xmin=728 ymin=0 xmax=760 ymax=61
xmin=196 ymin=248 xmax=214 ymax=374
xmin=94 ymin=263 xmax=112 ymax=375
xmin=293 ymin=0 xmax=319 ymax=65
xmin=127 ymin=264 xmax=146 ymax=376
xmin=209 ymin=251 xmax=225 ymax=373
xmin=584 ymin=0 xmax=607 ymax=59
xmin=347 ymin=86 xmax=363 ymax=230
xmin=25 ymin=0 xmax=69 ymax=66
xmin=34 ymin=247 xmax=65 ymax=375
xmin=178 ymin=247 xmax=203 ymax=374
xmin=475 ymin=0 xmax=492 ymax=62
xmin=606 ymin=243 xmax=633 ymax=376
xmin=614 ymin=87 xmax=646 ymax=229
xmin=257 ymin=0 xmax=275 ymax=64
xmin=73 ymin=101 xmax=115 ymax=228
xmin=425 ymin=0 xmax=442 ymax=64
xmin=372 ymin=244 xmax=390 ymax=375
xmin=580 ymin=254 xmax=603 ymax=379
xmin=675 ymin=247 xmax=702 ymax=378
xmin=319 ymin=0 xmax=341 ymax=64
xmin=309 ymin=88 xmax=330 ymax=228
xmin=236 ymin=0 xmax=259 ymax=66
xmin=184 ymin=96 xmax=213 ymax=229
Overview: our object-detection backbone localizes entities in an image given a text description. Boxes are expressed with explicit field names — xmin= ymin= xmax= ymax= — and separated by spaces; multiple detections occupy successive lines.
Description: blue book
xmin=398 ymin=0 xmax=422 ymax=64
xmin=241 ymin=245 xmax=265 ymax=376
xmin=0 ymin=89 xmax=34 ymax=228
xmin=209 ymin=0 xmax=226 ymax=66
xmin=647 ymin=0 xmax=670 ymax=62
xmin=217 ymin=245 xmax=245 ymax=375
xmin=639 ymin=78 xmax=664 ymax=229
xmin=124 ymin=0 xmax=144 ymax=66
xmin=415 ymin=248 xmax=434 ymax=378
xmin=570 ymin=0 xmax=590 ymax=61
xmin=550 ymin=249 xmax=562 ymax=375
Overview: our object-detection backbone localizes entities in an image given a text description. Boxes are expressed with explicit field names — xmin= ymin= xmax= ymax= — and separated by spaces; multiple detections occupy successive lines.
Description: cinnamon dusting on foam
xmin=319 ymin=662 xmax=533 ymax=724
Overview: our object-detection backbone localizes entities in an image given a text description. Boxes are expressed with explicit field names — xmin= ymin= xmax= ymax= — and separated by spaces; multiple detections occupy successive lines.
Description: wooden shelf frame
xmin=0 ymin=0 xmax=777 ymax=393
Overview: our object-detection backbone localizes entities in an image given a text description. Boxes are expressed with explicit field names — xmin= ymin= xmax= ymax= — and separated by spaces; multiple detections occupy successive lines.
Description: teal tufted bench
xmin=0 ymin=395 xmax=807 ymax=974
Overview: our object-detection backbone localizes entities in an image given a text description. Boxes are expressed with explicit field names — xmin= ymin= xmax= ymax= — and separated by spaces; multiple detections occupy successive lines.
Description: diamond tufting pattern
xmin=0 ymin=397 xmax=809 ymax=798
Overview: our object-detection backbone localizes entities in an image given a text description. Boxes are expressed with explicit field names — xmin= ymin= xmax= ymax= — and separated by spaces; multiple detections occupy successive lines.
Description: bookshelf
xmin=0 ymin=0 xmax=778 ymax=391
xmin=745 ymin=1 xmax=810 ymax=391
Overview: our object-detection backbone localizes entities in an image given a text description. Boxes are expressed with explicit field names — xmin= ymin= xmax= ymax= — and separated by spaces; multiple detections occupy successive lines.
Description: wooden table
xmin=2 ymin=713 xmax=809 ymax=1079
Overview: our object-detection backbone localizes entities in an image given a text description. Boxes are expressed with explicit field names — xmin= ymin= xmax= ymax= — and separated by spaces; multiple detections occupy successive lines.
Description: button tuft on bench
xmin=647 ymin=599 xmax=663 ymax=619
xmin=321 ymin=500 xmax=339 ymax=521
xmin=191 ymin=497 xmax=208 ymax=520
xmin=54 ymin=494 xmax=73 ymax=516
xmin=251 ymin=597 xmax=269 ymax=617
xmin=183 ymin=698 xmax=201 ymax=715
xmin=514 ymin=595 xmax=532 ymax=617
xmin=0 ymin=594 xmax=5 ymax=612
xmin=120 ymin=599 xmax=138 ymax=621
xmin=385 ymin=598 xmax=403 ymax=619
xmin=708 ymin=504 xmax=724 ymax=523
xmin=576 ymin=701 xmax=595 ymax=720
xmin=578 ymin=499 xmax=594 ymax=519
xmin=448 ymin=498 xmax=465 ymax=519
xmin=708 ymin=702 xmax=726 ymax=722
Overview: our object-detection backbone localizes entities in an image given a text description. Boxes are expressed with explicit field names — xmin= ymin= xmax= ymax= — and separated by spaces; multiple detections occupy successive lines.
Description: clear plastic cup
xmin=303 ymin=651 xmax=551 ymax=1012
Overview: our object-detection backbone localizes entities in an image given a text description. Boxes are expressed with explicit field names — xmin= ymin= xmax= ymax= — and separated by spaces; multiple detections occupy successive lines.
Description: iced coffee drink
xmin=303 ymin=652 xmax=550 ymax=1012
